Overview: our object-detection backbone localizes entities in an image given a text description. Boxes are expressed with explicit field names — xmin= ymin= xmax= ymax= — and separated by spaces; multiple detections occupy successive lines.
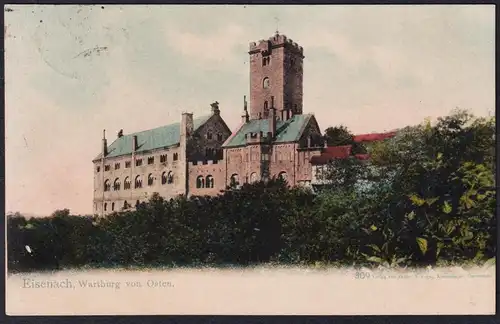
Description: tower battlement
xmin=249 ymin=33 xmax=304 ymax=57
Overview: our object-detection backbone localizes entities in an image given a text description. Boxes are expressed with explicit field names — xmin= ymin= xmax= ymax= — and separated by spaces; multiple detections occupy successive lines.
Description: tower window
xmin=263 ymin=77 xmax=270 ymax=89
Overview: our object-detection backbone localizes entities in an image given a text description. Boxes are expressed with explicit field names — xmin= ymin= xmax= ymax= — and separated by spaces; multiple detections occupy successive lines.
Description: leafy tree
xmin=323 ymin=125 xmax=366 ymax=154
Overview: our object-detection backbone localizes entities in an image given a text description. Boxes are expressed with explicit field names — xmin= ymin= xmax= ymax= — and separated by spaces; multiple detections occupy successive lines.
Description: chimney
xmin=242 ymin=95 xmax=249 ymax=123
xmin=132 ymin=135 xmax=138 ymax=152
xmin=210 ymin=101 xmax=220 ymax=115
xmin=269 ymin=96 xmax=276 ymax=137
xmin=181 ymin=112 xmax=194 ymax=138
xmin=102 ymin=129 xmax=108 ymax=157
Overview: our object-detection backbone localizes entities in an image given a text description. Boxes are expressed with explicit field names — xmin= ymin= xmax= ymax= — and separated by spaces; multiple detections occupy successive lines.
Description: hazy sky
xmin=5 ymin=5 xmax=495 ymax=215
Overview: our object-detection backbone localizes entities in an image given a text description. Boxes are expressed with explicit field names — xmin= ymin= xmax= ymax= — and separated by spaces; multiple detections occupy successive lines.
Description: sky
xmin=5 ymin=5 xmax=495 ymax=216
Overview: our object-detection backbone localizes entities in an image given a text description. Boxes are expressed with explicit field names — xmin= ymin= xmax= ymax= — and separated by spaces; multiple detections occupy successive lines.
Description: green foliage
xmin=6 ymin=110 xmax=495 ymax=271
xmin=323 ymin=125 xmax=366 ymax=154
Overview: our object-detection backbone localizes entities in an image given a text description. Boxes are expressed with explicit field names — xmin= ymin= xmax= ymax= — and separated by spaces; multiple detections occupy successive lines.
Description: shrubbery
xmin=7 ymin=110 xmax=496 ymax=272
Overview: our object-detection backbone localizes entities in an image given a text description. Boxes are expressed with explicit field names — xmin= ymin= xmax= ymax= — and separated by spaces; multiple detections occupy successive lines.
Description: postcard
xmin=5 ymin=4 xmax=495 ymax=315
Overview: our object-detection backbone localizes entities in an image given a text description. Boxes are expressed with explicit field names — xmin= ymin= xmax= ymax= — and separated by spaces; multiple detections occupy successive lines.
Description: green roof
xmin=94 ymin=114 xmax=212 ymax=160
xmin=223 ymin=114 xmax=312 ymax=148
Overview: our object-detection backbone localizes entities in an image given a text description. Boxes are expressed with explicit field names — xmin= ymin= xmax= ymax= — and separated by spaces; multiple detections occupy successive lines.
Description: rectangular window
xmin=136 ymin=159 xmax=143 ymax=167
xmin=96 ymin=166 xmax=101 ymax=172
xmin=104 ymin=165 xmax=110 ymax=171
xmin=148 ymin=156 xmax=154 ymax=165
xmin=125 ymin=161 xmax=131 ymax=168
xmin=173 ymin=153 xmax=178 ymax=161
xmin=115 ymin=163 xmax=120 ymax=170
xmin=160 ymin=154 xmax=167 ymax=163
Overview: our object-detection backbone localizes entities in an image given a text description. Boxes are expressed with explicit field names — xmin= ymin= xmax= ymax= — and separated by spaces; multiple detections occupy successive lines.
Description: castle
xmin=92 ymin=32 xmax=327 ymax=215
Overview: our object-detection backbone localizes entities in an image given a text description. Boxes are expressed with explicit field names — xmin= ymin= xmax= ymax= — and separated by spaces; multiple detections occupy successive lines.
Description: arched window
xmin=263 ymin=77 xmax=270 ymax=89
xmin=217 ymin=133 xmax=223 ymax=141
xmin=135 ymin=175 xmax=142 ymax=189
xmin=123 ymin=201 xmax=129 ymax=210
xmin=161 ymin=172 xmax=167 ymax=185
xmin=167 ymin=171 xmax=174 ymax=184
xmin=148 ymin=173 xmax=154 ymax=186
xmin=111 ymin=202 xmax=115 ymax=211
xmin=278 ymin=172 xmax=288 ymax=182
xmin=230 ymin=174 xmax=240 ymax=188
xmin=206 ymin=175 xmax=214 ymax=188
xmin=104 ymin=179 xmax=111 ymax=192
xmin=104 ymin=203 xmax=107 ymax=211
xmin=250 ymin=172 xmax=258 ymax=183
xmin=124 ymin=177 xmax=131 ymax=190
xmin=173 ymin=153 xmax=178 ymax=161
xmin=207 ymin=132 xmax=213 ymax=140
xmin=113 ymin=178 xmax=121 ymax=191
xmin=196 ymin=176 xmax=204 ymax=189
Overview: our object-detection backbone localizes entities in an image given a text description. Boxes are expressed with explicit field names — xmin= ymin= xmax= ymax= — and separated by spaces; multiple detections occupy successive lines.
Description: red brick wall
xmin=249 ymin=34 xmax=304 ymax=120
xmin=188 ymin=160 xmax=225 ymax=196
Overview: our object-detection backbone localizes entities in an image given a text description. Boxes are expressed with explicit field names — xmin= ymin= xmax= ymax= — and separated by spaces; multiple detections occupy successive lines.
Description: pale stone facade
xmin=93 ymin=32 xmax=327 ymax=215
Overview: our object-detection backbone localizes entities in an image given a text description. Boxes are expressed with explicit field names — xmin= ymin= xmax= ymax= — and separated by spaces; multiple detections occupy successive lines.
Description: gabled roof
xmin=222 ymin=114 xmax=313 ymax=148
xmin=94 ymin=114 xmax=212 ymax=161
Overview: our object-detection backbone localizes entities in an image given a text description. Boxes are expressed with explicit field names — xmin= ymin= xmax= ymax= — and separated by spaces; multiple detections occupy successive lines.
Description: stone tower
xmin=248 ymin=32 xmax=304 ymax=120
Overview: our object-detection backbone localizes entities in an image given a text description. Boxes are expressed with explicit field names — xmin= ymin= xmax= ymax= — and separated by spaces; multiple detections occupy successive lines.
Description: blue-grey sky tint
xmin=5 ymin=5 xmax=495 ymax=215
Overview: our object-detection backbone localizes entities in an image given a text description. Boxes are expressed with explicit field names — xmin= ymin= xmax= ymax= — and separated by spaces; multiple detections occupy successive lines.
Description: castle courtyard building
xmin=93 ymin=32 xmax=326 ymax=215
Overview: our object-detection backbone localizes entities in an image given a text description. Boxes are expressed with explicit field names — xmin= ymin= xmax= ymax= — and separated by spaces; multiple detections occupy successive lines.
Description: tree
xmin=323 ymin=125 xmax=366 ymax=154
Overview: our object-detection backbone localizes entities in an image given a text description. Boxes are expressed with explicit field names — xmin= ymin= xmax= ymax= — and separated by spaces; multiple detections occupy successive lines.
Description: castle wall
xmin=188 ymin=160 xmax=225 ymax=197
xmin=93 ymin=145 xmax=183 ymax=216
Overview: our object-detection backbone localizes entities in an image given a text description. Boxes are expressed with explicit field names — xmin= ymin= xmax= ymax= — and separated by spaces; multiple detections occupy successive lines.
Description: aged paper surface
xmin=5 ymin=4 xmax=495 ymax=315
xmin=5 ymin=267 xmax=496 ymax=315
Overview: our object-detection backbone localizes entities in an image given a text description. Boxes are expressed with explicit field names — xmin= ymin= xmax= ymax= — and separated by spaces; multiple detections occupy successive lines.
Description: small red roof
xmin=353 ymin=131 xmax=396 ymax=143
xmin=311 ymin=145 xmax=353 ymax=165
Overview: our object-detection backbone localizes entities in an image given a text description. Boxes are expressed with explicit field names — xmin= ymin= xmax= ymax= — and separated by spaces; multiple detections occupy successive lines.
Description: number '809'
xmin=355 ymin=271 xmax=371 ymax=279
